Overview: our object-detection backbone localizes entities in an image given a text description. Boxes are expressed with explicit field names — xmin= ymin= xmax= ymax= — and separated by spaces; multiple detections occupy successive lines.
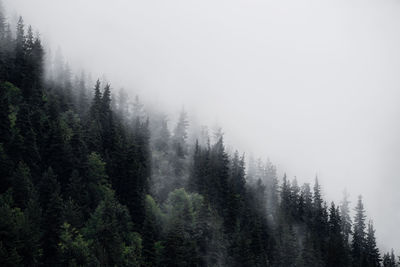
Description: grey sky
xmin=4 ymin=0 xmax=400 ymax=253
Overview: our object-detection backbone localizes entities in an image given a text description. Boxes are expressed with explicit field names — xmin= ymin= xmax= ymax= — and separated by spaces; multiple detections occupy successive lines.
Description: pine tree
xmin=58 ymin=223 xmax=95 ymax=266
xmin=84 ymin=152 xmax=110 ymax=214
xmin=76 ymin=71 xmax=89 ymax=116
xmin=382 ymin=249 xmax=397 ymax=267
xmin=19 ymin=190 xmax=42 ymax=266
xmin=0 ymin=191 xmax=24 ymax=266
xmin=0 ymin=0 xmax=6 ymax=41
xmin=87 ymin=79 xmax=103 ymax=153
xmin=209 ymin=136 xmax=230 ymax=215
xmin=163 ymin=189 xmax=198 ymax=267
xmin=1 ymin=23 xmax=14 ymax=81
xmin=274 ymin=224 xmax=299 ymax=267
xmin=299 ymin=233 xmax=319 ymax=267
xmin=0 ymin=82 xmax=11 ymax=146
xmin=83 ymin=190 xmax=143 ymax=266
xmin=142 ymin=195 xmax=163 ymax=266
xmin=280 ymin=173 xmax=291 ymax=220
xmin=172 ymin=109 xmax=189 ymax=159
xmin=12 ymin=162 xmax=34 ymax=210
xmin=290 ymin=177 xmax=300 ymax=219
xmin=340 ymin=190 xmax=352 ymax=246
xmin=264 ymin=160 xmax=279 ymax=219
xmin=39 ymin=167 xmax=64 ymax=265
xmin=327 ymin=202 xmax=347 ymax=267
xmin=100 ymin=83 xmax=114 ymax=155
xmin=352 ymin=195 xmax=367 ymax=267
xmin=153 ymin=115 xmax=170 ymax=153
xmin=311 ymin=177 xmax=327 ymax=263
xmin=132 ymin=95 xmax=145 ymax=121
xmin=365 ymin=220 xmax=381 ymax=267
xmin=29 ymin=34 xmax=44 ymax=100
xmin=43 ymin=118 xmax=73 ymax=187
xmin=116 ymin=88 xmax=129 ymax=117
xmin=15 ymin=103 xmax=41 ymax=178
xmin=13 ymin=17 xmax=26 ymax=88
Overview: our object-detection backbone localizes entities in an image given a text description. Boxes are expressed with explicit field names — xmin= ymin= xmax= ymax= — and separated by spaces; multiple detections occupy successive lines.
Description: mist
xmin=4 ymin=0 xmax=400 ymax=253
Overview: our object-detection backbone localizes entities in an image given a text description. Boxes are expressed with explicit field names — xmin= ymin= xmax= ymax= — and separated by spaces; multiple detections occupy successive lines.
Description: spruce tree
xmin=39 ymin=168 xmax=64 ymax=265
xmin=13 ymin=17 xmax=26 ymax=88
xmin=352 ymin=195 xmax=367 ymax=267
xmin=327 ymin=202 xmax=347 ymax=267
xmin=365 ymin=220 xmax=381 ymax=267
xmin=84 ymin=190 xmax=143 ymax=266
xmin=340 ymin=190 xmax=352 ymax=246
xmin=382 ymin=249 xmax=397 ymax=267
xmin=12 ymin=162 xmax=34 ymax=210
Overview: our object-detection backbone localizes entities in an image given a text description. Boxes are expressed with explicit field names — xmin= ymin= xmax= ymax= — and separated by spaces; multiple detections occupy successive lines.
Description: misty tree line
xmin=0 ymin=4 xmax=399 ymax=267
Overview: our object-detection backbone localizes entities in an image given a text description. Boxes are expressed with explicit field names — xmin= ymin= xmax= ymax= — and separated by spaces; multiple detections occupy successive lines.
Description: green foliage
xmin=0 ymin=191 xmax=24 ymax=266
xmin=142 ymin=195 xmax=163 ymax=265
xmin=59 ymin=223 xmax=95 ymax=267
xmin=0 ymin=190 xmax=42 ymax=266
xmin=39 ymin=168 xmax=64 ymax=265
xmin=85 ymin=152 xmax=111 ymax=213
xmin=12 ymin=161 xmax=35 ymax=210
xmin=83 ymin=191 xmax=143 ymax=266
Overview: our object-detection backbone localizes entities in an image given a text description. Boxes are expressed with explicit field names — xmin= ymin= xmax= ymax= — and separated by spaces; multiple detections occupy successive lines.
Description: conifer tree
xmin=13 ymin=17 xmax=26 ymax=88
xmin=87 ymin=80 xmax=103 ymax=153
xmin=39 ymin=167 xmax=64 ymax=265
xmin=365 ymin=220 xmax=381 ymax=267
xmin=172 ymin=109 xmax=189 ymax=159
xmin=58 ymin=222 xmax=95 ymax=266
xmin=382 ymin=249 xmax=397 ymax=267
xmin=352 ymin=195 xmax=367 ymax=267
xmin=0 ymin=0 xmax=6 ymax=41
xmin=142 ymin=195 xmax=163 ymax=266
xmin=340 ymin=191 xmax=352 ymax=245
xmin=12 ymin=162 xmax=35 ymax=210
xmin=327 ymin=202 xmax=347 ymax=267
xmin=0 ymin=191 xmax=24 ymax=266
xmin=153 ymin=115 xmax=170 ymax=153
xmin=84 ymin=152 xmax=110 ymax=214
xmin=84 ymin=190 xmax=143 ymax=266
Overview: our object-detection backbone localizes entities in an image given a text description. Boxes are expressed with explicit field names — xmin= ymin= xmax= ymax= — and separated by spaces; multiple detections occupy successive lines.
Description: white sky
xmin=4 ymin=0 xmax=400 ymax=253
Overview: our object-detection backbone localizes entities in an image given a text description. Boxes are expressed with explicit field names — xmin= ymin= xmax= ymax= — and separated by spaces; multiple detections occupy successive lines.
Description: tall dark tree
xmin=39 ymin=167 xmax=63 ymax=265
xmin=87 ymin=79 xmax=103 ymax=153
xmin=83 ymin=190 xmax=143 ymax=266
xmin=340 ymin=191 xmax=352 ymax=244
xmin=172 ymin=109 xmax=189 ymax=159
xmin=365 ymin=221 xmax=381 ymax=267
xmin=13 ymin=17 xmax=26 ymax=88
xmin=382 ymin=250 xmax=397 ymax=267
xmin=327 ymin=202 xmax=347 ymax=267
xmin=352 ymin=195 xmax=367 ymax=267
xmin=12 ymin=162 xmax=35 ymax=210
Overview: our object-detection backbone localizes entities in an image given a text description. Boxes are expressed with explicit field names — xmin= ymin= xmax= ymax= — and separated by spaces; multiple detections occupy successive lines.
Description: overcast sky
xmin=4 ymin=0 xmax=400 ymax=253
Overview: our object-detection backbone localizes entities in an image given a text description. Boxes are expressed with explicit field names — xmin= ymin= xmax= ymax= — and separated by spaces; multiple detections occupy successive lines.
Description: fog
xmin=4 ymin=0 xmax=400 ymax=252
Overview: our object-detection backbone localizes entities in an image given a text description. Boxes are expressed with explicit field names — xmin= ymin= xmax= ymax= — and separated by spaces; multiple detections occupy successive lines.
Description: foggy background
xmin=4 ymin=0 xmax=400 ymax=253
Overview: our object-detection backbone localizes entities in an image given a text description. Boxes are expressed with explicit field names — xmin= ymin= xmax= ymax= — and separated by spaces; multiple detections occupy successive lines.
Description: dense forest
xmin=0 ymin=3 xmax=399 ymax=267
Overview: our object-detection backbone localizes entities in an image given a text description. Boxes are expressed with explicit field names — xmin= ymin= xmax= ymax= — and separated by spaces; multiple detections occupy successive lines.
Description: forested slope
xmin=0 ymin=5 xmax=398 ymax=267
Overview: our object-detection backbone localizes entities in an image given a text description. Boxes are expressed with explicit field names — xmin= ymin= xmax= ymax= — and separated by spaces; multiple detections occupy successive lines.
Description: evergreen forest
xmin=0 ymin=3 xmax=398 ymax=267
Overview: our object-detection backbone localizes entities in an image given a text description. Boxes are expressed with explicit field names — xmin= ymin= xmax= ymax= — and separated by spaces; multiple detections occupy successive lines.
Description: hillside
xmin=0 ymin=5 xmax=398 ymax=267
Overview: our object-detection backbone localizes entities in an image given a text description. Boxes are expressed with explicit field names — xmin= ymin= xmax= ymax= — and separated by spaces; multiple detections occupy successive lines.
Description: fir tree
xmin=365 ymin=221 xmax=381 ymax=267
xmin=352 ymin=195 xmax=367 ymax=267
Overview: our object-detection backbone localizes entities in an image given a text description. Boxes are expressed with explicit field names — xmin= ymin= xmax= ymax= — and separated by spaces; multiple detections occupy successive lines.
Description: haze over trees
xmin=0 ymin=3 xmax=398 ymax=266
